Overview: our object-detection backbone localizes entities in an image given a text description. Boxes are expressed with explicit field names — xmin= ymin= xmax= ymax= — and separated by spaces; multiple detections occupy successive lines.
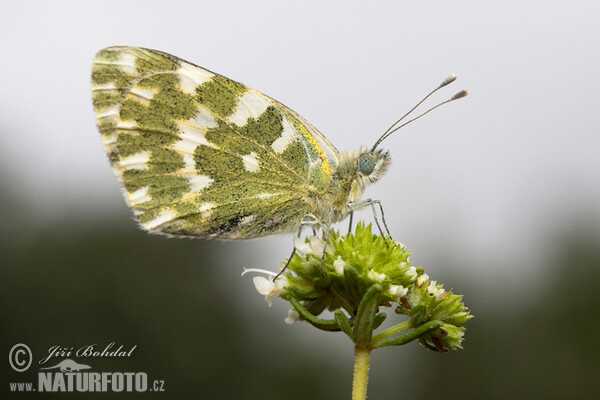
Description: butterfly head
xmin=357 ymin=149 xmax=390 ymax=184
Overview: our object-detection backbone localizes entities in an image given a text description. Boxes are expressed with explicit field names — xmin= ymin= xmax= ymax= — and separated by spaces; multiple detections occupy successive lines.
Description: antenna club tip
xmin=441 ymin=74 xmax=457 ymax=87
xmin=452 ymin=90 xmax=468 ymax=100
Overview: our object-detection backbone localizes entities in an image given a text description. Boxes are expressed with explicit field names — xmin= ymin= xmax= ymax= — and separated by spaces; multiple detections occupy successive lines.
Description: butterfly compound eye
xmin=358 ymin=153 xmax=376 ymax=175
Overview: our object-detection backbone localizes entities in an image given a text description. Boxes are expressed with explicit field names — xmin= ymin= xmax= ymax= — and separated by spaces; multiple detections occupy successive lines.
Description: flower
xmin=367 ymin=270 xmax=387 ymax=283
xmin=333 ymin=256 xmax=347 ymax=275
xmin=293 ymin=235 xmax=312 ymax=256
xmin=387 ymin=284 xmax=408 ymax=297
xmin=428 ymin=280 xmax=446 ymax=300
xmin=252 ymin=276 xmax=289 ymax=307
xmin=416 ymin=273 xmax=430 ymax=287
xmin=406 ymin=266 xmax=418 ymax=281
xmin=243 ymin=268 xmax=289 ymax=307
xmin=244 ymin=223 xmax=473 ymax=354
xmin=273 ymin=224 xmax=419 ymax=313
xmin=293 ymin=235 xmax=325 ymax=257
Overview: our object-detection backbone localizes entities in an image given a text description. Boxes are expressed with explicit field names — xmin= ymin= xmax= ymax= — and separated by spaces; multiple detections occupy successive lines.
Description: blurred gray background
xmin=2 ymin=1 xmax=599 ymax=398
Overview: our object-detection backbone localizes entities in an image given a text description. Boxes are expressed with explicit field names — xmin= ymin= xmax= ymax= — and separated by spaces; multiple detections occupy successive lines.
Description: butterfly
xmin=91 ymin=47 xmax=466 ymax=240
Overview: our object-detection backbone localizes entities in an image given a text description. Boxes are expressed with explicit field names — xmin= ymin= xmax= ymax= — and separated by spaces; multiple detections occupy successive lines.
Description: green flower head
xmin=246 ymin=222 xmax=473 ymax=353
xmin=283 ymin=223 xmax=417 ymax=316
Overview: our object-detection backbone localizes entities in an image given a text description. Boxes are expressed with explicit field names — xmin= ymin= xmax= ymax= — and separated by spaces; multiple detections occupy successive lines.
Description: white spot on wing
xmin=187 ymin=175 xmax=213 ymax=192
xmin=93 ymin=82 xmax=116 ymax=90
xmin=143 ymin=210 xmax=176 ymax=230
xmin=228 ymin=90 xmax=271 ymax=126
xmin=174 ymin=123 xmax=218 ymax=162
xmin=242 ymin=152 xmax=260 ymax=172
xmin=103 ymin=133 xmax=117 ymax=147
xmin=116 ymin=52 xmax=137 ymax=74
xmin=176 ymin=119 xmax=215 ymax=151
xmin=239 ymin=215 xmax=256 ymax=226
xmin=96 ymin=105 xmax=120 ymax=119
xmin=130 ymin=187 xmax=151 ymax=204
xmin=117 ymin=120 xmax=136 ymax=129
xmin=129 ymin=87 xmax=157 ymax=105
xmin=272 ymin=115 xmax=297 ymax=153
xmin=174 ymin=112 xmax=220 ymax=171
xmin=121 ymin=151 xmax=151 ymax=170
xmin=181 ymin=154 xmax=196 ymax=171
xmin=178 ymin=61 xmax=214 ymax=95
xmin=195 ymin=107 xmax=218 ymax=128
xmin=173 ymin=129 xmax=205 ymax=153
xmin=198 ymin=202 xmax=215 ymax=218
xmin=257 ymin=193 xmax=277 ymax=199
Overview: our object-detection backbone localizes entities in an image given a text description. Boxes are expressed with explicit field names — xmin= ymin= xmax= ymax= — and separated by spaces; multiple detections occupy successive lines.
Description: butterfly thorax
xmin=306 ymin=148 xmax=390 ymax=225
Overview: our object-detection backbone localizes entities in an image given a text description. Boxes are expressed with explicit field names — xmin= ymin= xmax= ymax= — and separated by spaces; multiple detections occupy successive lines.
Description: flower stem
xmin=372 ymin=319 xmax=413 ymax=344
xmin=352 ymin=346 xmax=371 ymax=400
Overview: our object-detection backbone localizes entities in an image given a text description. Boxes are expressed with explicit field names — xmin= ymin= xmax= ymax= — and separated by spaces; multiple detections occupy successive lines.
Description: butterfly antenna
xmin=371 ymin=74 xmax=467 ymax=151
xmin=376 ymin=89 xmax=468 ymax=145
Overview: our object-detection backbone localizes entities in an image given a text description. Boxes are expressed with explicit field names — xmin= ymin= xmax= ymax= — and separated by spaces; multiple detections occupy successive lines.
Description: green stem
xmin=289 ymin=297 xmax=340 ymax=331
xmin=352 ymin=346 xmax=371 ymax=400
xmin=377 ymin=320 xmax=444 ymax=348
xmin=372 ymin=319 xmax=413 ymax=344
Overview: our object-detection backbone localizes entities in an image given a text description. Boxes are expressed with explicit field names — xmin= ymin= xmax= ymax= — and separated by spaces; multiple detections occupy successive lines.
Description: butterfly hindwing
xmin=92 ymin=47 xmax=336 ymax=238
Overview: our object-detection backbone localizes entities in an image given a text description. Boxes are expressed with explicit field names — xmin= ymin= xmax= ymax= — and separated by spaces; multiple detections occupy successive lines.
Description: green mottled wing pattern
xmin=92 ymin=47 xmax=337 ymax=239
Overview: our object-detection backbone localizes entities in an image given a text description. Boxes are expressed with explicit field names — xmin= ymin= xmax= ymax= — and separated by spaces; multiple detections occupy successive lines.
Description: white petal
xmin=388 ymin=284 xmax=408 ymax=297
xmin=309 ymin=236 xmax=325 ymax=257
xmin=284 ymin=309 xmax=300 ymax=325
xmin=416 ymin=273 xmax=429 ymax=287
xmin=406 ymin=266 xmax=418 ymax=280
xmin=367 ymin=270 xmax=387 ymax=283
xmin=241 ymin=268 xmax=277 ymax=278
xmin=293 ymin=236 xmax=313 ymax=256
xmin=428 ymin=280 xmax=445 ymax=299
xmin=333 ymin=256 xmax=346 ymax=275
xmin=273 ymin=276 xmax=289 ymax=291
xmin=253 ymin=276 xmax=274 ymax=296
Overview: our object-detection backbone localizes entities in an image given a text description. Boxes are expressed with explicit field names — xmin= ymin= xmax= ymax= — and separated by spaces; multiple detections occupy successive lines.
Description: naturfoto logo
xmin=8 ymin=343 xmax=165 ymax=394
xmin=38 ymin=360 xmax=149 ymax=393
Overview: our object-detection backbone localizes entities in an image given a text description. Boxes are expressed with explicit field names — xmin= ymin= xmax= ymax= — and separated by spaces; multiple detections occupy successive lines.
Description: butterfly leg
xmin=348 ymin=199 xmax=393 ymax=241
xmin=348 ymin=211 xmax=354 ymax=234
xmin=273 ymin=216 xmax=323 ymax=282
xmin=300 ymin=214 xmax=330 ymax=274
xmin=273 ymin=246 xmax=297 ymax=282
xmin=318 ymin=210 xmax=336 ymax=274
xmin=368 ymin=200 xmax=393 ymax=241
xmin=273 ymin=223 xmax=305 ymax=282
xmin=376 ymin=201 xmax=392 ymax=240
xmin=319 ymin=229 xmax=331 ymax=274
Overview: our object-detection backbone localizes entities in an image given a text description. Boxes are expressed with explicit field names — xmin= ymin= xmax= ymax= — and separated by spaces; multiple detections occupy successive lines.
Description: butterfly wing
xmin=266 ymin=97 xmax=340 ymax=171
xmin=92 ymin=47 xmax=337 ymax=239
